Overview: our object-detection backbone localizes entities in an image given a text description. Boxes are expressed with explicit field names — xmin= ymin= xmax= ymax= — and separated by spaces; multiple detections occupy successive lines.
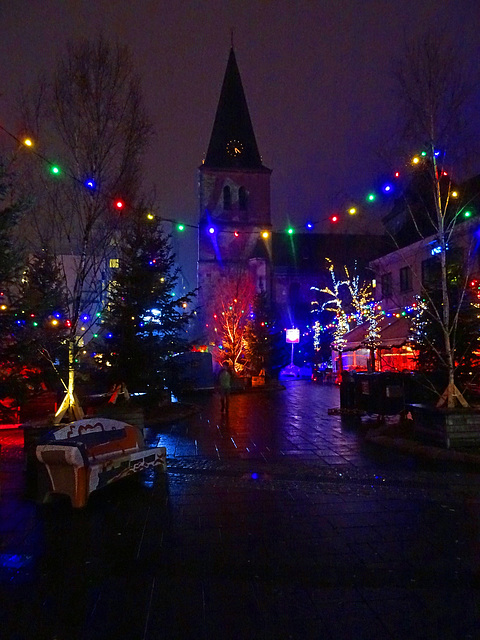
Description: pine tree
xmin=0 ymin=159 xmax=30 ymax=412
xmin=243 ymin=290 xmax=278 ymax=376
xmin=411 ymin=249 xmax=480 ymax=398
xmin=13 ymin=249 xmax=69 ymax=388
xmin=101 ymin=209 xmax=195 ymax=395
xmin=20 ymin=36 xmax=152 ymax=420
xmin=0 ymin=161 xmax=25 ymax=285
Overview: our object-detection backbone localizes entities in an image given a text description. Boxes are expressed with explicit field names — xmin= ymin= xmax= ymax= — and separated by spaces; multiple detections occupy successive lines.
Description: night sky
xmin=1 ymin=1 xmax=479 ymax=286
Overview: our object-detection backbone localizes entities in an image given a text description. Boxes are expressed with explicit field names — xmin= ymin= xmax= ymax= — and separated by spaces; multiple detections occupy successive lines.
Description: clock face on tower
xmin=226 ymin=139 xmax=244 ymax=157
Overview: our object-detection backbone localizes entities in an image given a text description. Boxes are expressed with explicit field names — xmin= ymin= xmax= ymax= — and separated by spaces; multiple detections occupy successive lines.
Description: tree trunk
xmin=431 ymin=145 xmax=469 ymax=409
xmin=53 ymin=340 xmax=84 ymax=423
xmin=337 ymin=350 xmax=343 ymax=374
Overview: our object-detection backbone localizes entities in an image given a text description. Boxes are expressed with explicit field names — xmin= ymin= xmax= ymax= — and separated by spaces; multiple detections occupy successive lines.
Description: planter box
xmin=409 ymin=403 xmax=480 ymax=449
xmin=92 ymin=405 xmax=145 ymax=430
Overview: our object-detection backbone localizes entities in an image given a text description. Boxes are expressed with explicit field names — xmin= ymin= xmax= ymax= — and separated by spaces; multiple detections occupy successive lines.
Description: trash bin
xmin=340 ymin=371 xmax=356 ymax=410
xmin=355 ymin=373 xmax=406 ymax=415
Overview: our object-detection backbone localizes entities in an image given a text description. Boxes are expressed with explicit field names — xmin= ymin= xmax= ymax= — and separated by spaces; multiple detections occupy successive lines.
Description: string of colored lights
xmin=0 ymin=123 xmax=129 ymax=210
xmin=1 ymin=122 xmax=470 ymax=237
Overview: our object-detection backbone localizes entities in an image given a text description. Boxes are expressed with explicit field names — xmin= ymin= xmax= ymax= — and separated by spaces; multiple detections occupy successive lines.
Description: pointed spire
xmin=204 ymin=48 xmax=265 ymax=169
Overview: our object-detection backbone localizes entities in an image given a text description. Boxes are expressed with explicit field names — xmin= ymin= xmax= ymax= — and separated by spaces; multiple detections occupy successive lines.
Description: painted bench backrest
xmin=52 ymin=418 xmax=131 ymax=441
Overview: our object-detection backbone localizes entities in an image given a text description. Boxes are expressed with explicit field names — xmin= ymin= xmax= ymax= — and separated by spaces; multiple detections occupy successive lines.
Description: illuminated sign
xmin=286 ymin=328 xmax=300 ymax=344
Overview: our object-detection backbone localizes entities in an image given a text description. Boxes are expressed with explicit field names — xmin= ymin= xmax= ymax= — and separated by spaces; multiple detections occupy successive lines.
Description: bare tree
xmin=21 ymin=36 xmax=152 ymax=421
xmin=210 ymin=268 xmax=255 ymax=374
xmin=388 ymin=30 xmax=480 ymax=408
xmin=312 ymin=260 xmax=378 ymax=373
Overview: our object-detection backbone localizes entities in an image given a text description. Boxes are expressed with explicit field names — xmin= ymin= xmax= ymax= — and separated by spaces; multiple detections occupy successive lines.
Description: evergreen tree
xmin=101 ymin=209 xmax=195 ymax=394
xmin=0 ymin=159 xmax=30 ymax=411
xmin=243 ymin=290 xmax=278 ymax=376
xmin=13 ymin=249 xmax=69 ymax=388
xmin=20 ymin=36 xmax=152 ymax=420
xmin=411 ymin=246 xmax=480 ymax=399
xmin=0 ymin=161 xmax=25 ymax=285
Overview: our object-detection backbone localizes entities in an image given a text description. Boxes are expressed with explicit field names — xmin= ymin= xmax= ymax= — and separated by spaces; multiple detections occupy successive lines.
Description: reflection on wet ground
xmin=151 ymin=383 xmax=387 ymax=464
xmin=1 ymin=381 xmax=480 ymax=639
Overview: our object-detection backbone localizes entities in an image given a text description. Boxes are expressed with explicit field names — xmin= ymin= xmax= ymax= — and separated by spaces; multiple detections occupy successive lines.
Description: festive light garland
xmin=311 ymin=261 xmax=351 ymax=352
xmin=2 ymin=121 xmax=473 ymax=240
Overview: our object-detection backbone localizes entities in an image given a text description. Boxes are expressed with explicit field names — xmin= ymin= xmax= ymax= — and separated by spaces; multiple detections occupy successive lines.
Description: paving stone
xmin=2 ymin=382 xmax=480 ymax=637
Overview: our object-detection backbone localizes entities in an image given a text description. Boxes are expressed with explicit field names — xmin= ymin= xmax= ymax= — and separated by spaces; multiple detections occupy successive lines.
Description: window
xmin=399 ymin=266 xmax=412 ymax=292
xmin=239 ymin=186 xmax=248 ymax=210
xmin=422 ymin=257 xmax=441 ymax=289
xmin=381 ymin=272 xmax=392 ymax=298
xmin=223 ymin=185 xmax=231 ymax=210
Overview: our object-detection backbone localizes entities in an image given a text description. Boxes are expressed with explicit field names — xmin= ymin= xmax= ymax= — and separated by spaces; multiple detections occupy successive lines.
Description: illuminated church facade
xmin=197 ymin=48 xmax=273 ymax=339
xmin=197 ymin=48 xmax=390 ymax=352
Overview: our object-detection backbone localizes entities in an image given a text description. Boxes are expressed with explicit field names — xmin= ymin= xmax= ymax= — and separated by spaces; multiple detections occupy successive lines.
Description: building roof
xmin=382 ymin=172 xmax=480 ymax=248
xmin=343 ymin=316 xmax=411 ymax=351
xmin=203 ymin=48 xmax=268 ymax=171
xmin=272 ymin=233 xmax=393 ymax=273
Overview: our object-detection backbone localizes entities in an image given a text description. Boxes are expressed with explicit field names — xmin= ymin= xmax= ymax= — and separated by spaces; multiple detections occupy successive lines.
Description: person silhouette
xmin=218 ymin=363 xmax=232 ymax=413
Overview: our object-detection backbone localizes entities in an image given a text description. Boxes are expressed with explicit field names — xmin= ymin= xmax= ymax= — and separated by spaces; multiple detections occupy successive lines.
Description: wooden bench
xmin=36 ymin=418 xmax=166 ymax=508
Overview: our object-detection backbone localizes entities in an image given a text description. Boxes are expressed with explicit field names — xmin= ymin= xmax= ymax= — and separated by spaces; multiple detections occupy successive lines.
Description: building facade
xmin=197 ymin=48 xmax=272 ymax=341
xmin=197 ymin=48 xmax=391 ymax=365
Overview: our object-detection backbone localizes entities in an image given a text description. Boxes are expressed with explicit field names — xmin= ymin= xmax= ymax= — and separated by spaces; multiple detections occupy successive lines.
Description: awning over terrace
xmin=342 ymin=316 xmax=411 ymax=351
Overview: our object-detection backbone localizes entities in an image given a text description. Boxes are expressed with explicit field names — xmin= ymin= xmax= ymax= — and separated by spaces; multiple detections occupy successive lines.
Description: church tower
xmin=197 ymin=47 xmax=272 ymax=337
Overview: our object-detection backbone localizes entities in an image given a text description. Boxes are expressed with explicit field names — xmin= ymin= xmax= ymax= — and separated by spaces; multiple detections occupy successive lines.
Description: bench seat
xmin=36 ymin=418 xmax=166 ymax=507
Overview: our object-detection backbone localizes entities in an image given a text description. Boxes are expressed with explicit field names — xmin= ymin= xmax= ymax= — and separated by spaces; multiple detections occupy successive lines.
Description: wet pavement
xmin=1 ymin=380 xmax=480 ymax=639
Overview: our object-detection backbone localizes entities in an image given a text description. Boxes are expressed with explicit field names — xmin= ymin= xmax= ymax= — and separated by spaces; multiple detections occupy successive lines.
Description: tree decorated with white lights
xmin=312 ymin=260 xmax=380 ymax=371
xmin=19 ymin=36 xmax=152 ymax=420
xmin=313 ymin=260 xmax=350 ymax=371
xmin=345 ymin=267 xmax=373 ymax=325
xmin=363 ymin=303 xmax=383 ymax=370
xmin=312 ymin=320 xmax=322 ymax=352
xmin=344 ymin=271 xmax=382 ymax=368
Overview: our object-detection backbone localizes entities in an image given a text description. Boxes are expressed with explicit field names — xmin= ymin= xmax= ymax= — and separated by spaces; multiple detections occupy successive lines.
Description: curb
xmin=365 ymin=430 xmax=480 ymax=465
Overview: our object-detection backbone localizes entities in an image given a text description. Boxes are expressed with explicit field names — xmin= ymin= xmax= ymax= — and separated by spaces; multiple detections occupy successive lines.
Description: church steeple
xmin=204 ymin=48 xmax=265 ymax=170
xmin=197 ymin=45 xmax=272 ymax=340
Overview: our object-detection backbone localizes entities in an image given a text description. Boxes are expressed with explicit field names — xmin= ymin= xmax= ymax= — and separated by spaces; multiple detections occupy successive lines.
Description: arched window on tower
xmin=239 ymin=186 xmax=248 ymax=211
xmin=223 ymin=185 xmax=231 ymax=210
